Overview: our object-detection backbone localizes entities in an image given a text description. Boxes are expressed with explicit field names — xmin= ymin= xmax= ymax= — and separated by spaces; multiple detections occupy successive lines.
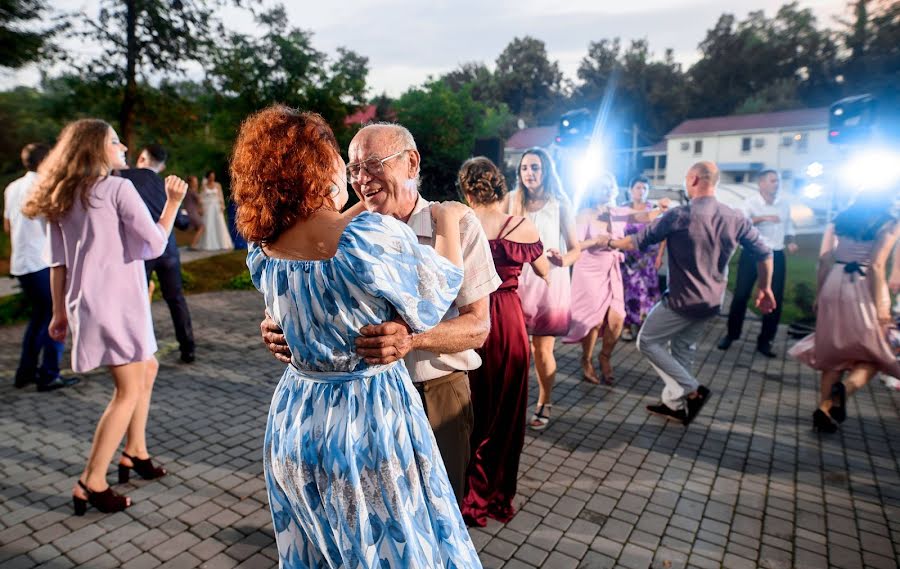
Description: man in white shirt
xmin=3 ymin=143 xmax=79 ymax=391
xmin=719 ymin=169 xmax=798 ymax=357
xmin=259 ymin=123 xmax=501 ymax=502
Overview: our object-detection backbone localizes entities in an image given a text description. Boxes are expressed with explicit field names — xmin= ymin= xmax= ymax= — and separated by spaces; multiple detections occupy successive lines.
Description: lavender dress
xmin=49 ymin=176 xmax=168 ymax=372
xmin=622 ymin=212 xmax=662 ymax=328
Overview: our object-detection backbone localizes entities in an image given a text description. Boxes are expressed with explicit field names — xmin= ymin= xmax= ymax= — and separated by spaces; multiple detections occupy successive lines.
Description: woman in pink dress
xmin=788 ymin=190 xmax=900 ymax=433
xmin=563 ymin=173 xmax=629 ymax=384
xmin=24 ymin=119 xmax=187 ymax=514
xmin=508 ymin=148 xmax=580 ymax=430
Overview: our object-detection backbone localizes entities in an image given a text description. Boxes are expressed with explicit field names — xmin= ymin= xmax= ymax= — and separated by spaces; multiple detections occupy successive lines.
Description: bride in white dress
xmin=196 ymin=171 xmax=234 ymax=251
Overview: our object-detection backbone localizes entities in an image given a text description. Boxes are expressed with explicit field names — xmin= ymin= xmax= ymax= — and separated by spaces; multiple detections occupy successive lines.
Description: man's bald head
xmin=684 ymin=161 xmax=720 ymax=199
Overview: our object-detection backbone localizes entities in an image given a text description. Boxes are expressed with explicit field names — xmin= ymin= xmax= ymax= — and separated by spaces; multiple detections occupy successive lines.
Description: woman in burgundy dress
xmin=458 ymin=157 xmax=550 ymax=527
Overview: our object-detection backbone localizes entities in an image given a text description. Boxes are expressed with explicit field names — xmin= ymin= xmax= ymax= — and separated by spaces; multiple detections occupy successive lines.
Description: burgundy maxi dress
xmin=461 ymin=217 xmax=544 ymax=527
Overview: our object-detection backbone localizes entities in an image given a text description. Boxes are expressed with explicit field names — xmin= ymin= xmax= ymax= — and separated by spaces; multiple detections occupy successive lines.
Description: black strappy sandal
xmin=73 ymin=480 xmax=130 ymax=515
xmin=118 ymin=452 xmax=168 ymax=484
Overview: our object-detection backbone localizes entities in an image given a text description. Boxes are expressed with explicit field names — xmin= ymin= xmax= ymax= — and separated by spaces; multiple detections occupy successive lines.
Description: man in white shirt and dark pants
xmin=3 ymin=143 xmax=79 ymax=391
xmin=719 ymin=169 xmax=798 ymax=357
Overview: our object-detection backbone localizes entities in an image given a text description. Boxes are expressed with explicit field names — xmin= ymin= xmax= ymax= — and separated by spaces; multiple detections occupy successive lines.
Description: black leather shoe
xmin=686 ymin=386 xmax=712 ymax=424
xmin=37 ymin=376 xmax=80 ymax=392
xmin=180 ymin=349 xmax=195 ymax=364
xmin=717 ymin=336 xmax=734 ymax=350
xmin=14 ymin=372 xmax=35 ymax=389
xmin=646 ymin=403 xmax=688 ymax=425
xmin=756 ymin=344 xmax=777 ymax=358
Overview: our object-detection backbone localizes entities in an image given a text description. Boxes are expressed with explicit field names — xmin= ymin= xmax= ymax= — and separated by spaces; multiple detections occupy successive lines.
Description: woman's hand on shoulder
xmin=431 ymin=200 xmax=470 ymax=225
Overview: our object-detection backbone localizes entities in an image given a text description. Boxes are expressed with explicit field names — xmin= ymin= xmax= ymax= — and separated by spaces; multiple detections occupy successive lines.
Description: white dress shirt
xmin=403 ymin=196 xmax=502 ymax=382
xmin=740 ymin=193 xmax=795 ymax=252
xmin=3 ymin=172 xmax=50 ymax=276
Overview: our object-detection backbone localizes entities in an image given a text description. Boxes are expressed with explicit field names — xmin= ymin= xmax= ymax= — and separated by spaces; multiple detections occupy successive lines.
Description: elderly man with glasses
xmin=260 ymin=123 xmax=501 ymax=503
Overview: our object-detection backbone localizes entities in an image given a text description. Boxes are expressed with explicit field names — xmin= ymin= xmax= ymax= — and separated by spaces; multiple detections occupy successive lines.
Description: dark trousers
xmin=145 ymin=254 xmax=194 ymax=352
xmin=726 ymin=249 xmax=786 ymax=346
xmin=414 ymin=371 xmax=474 ymax=505
xmin=16 ymin=268 xmax=63 ymax=384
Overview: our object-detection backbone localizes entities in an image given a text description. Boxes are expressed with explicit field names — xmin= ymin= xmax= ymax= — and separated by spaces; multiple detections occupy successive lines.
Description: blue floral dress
xmin=247 ymin=212 xmax=482 ymax=569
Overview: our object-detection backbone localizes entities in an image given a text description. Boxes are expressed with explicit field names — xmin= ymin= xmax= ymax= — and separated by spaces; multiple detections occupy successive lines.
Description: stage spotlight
xmin=806 ymin=162 xmax=824 ymax=178
xmin=802 ymin=183 xmax=824 ymax=199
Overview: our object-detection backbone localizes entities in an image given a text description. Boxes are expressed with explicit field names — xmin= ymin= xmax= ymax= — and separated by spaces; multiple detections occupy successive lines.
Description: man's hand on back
xmin=355 ymin=320 xmax=413 ymax=364
xmin=260 ymin=312 xmax=292 ymax=364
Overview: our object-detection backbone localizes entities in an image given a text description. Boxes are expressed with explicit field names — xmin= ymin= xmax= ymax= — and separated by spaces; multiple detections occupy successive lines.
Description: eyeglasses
xmin=347 ymin=149 xmax=409 ymax=181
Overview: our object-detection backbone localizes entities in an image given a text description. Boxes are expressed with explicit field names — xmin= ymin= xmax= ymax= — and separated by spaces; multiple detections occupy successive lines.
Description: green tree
xmin=394 ymin=80 xmax=514 ymax=199
xmin=441 ymin=62 xmax=497 ymax=104
xmin=78 ymin=0 xmax=246 ymax=151
xmin=0 ymin=0 xmax=65 ymax=68
xmin=689 ymin=3 xmax=838 ymax=116
xmin=493 ymin=37 xmax=563 ymax=125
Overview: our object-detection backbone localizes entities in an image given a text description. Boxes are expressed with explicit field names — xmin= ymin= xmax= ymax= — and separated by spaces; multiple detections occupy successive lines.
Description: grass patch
xmin=0 ymin=293 xmax=28 ymax=326
xmin=150 ymin=250 xmax=250 ymax=301
xmin=726 ymin=233 xmax=822 ymax=325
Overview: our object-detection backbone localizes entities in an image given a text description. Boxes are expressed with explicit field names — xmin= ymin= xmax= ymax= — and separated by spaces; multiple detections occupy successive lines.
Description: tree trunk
xmin=120 ymin=0 xmax=138 ymax=159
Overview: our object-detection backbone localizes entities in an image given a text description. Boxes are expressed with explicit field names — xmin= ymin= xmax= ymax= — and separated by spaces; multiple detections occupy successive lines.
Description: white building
xmin=656 ymin=108 xmax=841 ymax=189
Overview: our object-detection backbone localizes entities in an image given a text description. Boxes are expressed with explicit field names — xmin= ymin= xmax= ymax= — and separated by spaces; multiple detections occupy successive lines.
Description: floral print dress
xmin=247 ymin=211 xmax=482 ymax=569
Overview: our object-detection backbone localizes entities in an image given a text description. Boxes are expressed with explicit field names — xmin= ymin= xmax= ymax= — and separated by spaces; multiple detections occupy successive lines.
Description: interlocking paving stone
xmin=1 ymin=290 xmax=898 ymax=568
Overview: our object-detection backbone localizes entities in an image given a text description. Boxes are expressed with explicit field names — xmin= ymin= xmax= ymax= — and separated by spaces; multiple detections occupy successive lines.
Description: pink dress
xmin=49 ymin=176 xmax=169 ymax=372
xmin=564 ymin=206 xmax=628 ymax=343
xmin=512 ymin=193 xmax=573 ymax=336
xmin=788 ymin=235 xmax=900 ymax=378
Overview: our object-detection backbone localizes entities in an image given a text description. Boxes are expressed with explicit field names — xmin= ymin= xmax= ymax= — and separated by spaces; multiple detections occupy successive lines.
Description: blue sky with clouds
xmin=2 ymin=0 xmax=847 ymax=96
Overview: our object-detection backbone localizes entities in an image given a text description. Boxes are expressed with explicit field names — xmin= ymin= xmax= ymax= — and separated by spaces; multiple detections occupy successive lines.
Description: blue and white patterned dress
xmin=247 ymin=211 xmax=482 ymax=569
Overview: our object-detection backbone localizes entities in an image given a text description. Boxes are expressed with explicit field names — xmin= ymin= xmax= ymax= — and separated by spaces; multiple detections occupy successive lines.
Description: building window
xmin=694 ymin=140 xmax=703 ymax=154
xmin=781 ymin=170 xmax=792 ymax=180
xmin=741 ymin=137 xmax=751 ymax=153
xmin=781 ymin=135 xmax=793 ymax=147
xmin=795 ymin=133 xmax=808 ymax=152
xmin=680 ymin=141 xmax=690 ymax=152
xmin=754 ymin=138 xmax=765 ymax=148
xmin=734 ymin=174 xmax=745 ymax=183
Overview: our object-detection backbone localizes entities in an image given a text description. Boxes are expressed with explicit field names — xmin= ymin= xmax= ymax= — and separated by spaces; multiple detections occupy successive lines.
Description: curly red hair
xmin=231 ymin=105 xmax=340 ymax=244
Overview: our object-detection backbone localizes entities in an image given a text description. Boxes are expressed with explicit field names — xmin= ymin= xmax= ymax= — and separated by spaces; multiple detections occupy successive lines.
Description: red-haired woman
xmin=24 ymin=119 xmax=187 ymax=515
xmin=231 ymin=105 xmax=482 ymax=568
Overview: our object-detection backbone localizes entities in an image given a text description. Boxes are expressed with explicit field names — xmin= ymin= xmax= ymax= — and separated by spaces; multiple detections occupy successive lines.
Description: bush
xmin=225 ymin=270 xmax=254 ymax=290
xmin=0 ymin=293 xmax=29 ymax=325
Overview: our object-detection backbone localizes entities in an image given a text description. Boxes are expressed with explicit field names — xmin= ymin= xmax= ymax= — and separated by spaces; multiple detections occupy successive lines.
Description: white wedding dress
xmin=196 ymin=185 xmax=234 ymax=251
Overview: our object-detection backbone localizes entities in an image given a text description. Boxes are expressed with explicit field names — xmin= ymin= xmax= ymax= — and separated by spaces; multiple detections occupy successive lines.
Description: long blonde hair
xmin=23 ymin=119 xmax=114 ymax=222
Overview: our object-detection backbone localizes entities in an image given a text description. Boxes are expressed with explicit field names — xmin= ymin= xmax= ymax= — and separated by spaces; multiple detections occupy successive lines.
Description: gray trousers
xmin=637 ymin=298 xmax=710 ymax=410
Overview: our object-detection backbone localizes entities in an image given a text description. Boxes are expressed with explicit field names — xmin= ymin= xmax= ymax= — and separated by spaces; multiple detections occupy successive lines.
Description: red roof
xmin=667 ymin=108 xmax=828 ymax=137
xmin=344 ymin=105 xmax=377 ymax=126
xmin=505 ymin=126 xmax=557 ymax=150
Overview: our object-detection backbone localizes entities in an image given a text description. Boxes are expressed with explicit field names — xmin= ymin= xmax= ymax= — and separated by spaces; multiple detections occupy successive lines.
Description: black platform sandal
xmin=812 ymin=409 xmax=838 ymax=434
xmin=73 ymin=480 xmax=130 ymax=515
xmin=118 ymin=452 xmax=168 ymax=484
xmin=830 ymin=382 xmax=847 ymax=424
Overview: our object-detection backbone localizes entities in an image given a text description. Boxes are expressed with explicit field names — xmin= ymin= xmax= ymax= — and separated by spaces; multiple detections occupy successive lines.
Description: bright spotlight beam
xmin=838 ymin=149 xmax=900 ymax=191
xmin=572 ymin=69 xmax=619 ymax=209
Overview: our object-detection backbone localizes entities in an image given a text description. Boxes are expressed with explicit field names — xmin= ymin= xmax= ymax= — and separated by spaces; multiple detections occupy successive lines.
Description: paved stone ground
xmin=1 ymin=290 xmax=899 ymax=569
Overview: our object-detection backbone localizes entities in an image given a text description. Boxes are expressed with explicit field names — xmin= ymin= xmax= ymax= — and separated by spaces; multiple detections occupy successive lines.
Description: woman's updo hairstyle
xmin=457 ymin=156 xmax=508 ymax=205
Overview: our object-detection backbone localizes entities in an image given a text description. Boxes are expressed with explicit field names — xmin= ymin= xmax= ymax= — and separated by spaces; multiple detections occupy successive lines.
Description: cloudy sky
xmin=2 ymin=0 xmax=848 ymax=96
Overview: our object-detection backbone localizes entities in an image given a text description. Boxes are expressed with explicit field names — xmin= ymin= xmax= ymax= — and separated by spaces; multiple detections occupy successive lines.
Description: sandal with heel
xmin=118 ymin=452 xmax=167 ymax=484
xmin=829 ymin=382 xmax=847 ymax=424
xmin=599 ymin=352 xmax=615 ymax=385
xmin=529 ymin=404 xmax=552 ymax=431
xmin=73 ymin=480 xmax=130 ymax=516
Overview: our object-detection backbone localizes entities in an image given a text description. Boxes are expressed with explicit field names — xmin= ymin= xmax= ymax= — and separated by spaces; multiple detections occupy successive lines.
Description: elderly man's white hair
xmin=359 ymin=122 xmax=418 ymax=152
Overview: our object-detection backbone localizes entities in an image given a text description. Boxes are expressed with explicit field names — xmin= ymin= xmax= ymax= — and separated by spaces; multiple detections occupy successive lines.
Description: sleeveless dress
xmin=788 ymin=235 xmax=900 ymax=378
xmin=461 ymin=217 xmax=543 ymax=528
xmin=621 ymin=205 xmax=663 ymax=328
xmin=563 ymin=206 xmax=628 ymax=343
xmin=510 ymin=192 xmax=572 ymax=336
xmin=247 ymin=212 xmax=482 ymax=569
xmin=197 ymin=185 xmax=234 ymax=250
